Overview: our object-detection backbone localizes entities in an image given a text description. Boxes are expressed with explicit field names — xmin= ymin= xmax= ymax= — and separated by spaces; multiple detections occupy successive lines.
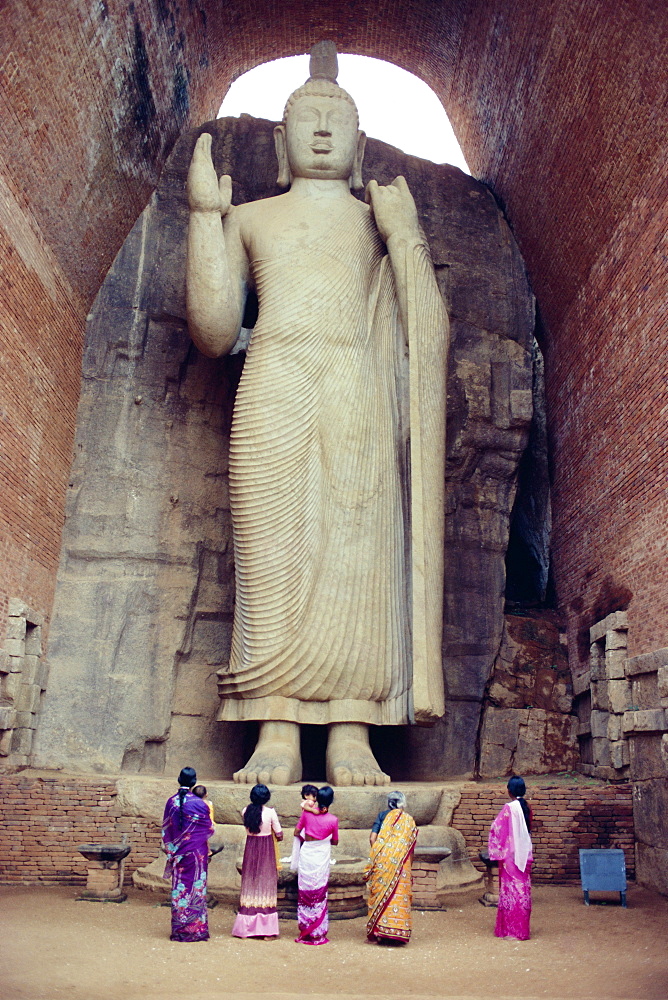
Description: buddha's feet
xmin=233 ymin=720 xmax=301 ymax=785
xmin=326 ymin=722 xmax=391 ymax=786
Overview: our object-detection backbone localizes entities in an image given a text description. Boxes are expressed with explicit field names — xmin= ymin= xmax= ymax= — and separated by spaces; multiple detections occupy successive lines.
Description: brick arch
xmin=0 ymin=1 xmax=667 ymax=700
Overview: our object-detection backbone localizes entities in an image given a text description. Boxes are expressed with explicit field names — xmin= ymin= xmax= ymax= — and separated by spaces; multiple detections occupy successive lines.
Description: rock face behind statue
xmin=33 ymin=115 xmax=534 ymax=780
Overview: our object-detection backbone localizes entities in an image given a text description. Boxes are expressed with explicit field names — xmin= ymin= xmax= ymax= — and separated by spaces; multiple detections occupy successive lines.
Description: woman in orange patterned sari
xmin=364 ymin=792 xmax=417 ymax=944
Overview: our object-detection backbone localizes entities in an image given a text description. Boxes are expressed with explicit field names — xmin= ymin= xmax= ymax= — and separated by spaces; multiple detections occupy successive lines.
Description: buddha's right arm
xmin=185 ymin=133 xmax=249 ymax=357
xmin=186 ymin=208 xmax=249 ymax=358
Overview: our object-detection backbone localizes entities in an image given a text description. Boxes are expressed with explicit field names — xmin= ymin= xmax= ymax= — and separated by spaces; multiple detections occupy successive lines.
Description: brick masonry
xmin=0 ymin=774 xmax=634 ymax=890
xmin=452 ymin=781 xmax=635 ymax=885
xmin=0 ymin=775 xmax=161 ymax=886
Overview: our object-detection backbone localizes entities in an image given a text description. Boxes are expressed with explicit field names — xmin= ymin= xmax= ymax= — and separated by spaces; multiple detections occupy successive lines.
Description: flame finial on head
xmin=309 ymin=40 xmax=338 ymax=82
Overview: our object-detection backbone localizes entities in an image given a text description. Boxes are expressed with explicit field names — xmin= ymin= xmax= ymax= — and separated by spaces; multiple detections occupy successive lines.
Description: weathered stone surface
xmin=590 ymin=710 xmax=609 ymax=739
xmin=5 ymin=617 xmax=26 ymax=641
xmin=35 ymin=116 xmax=534 ymax=777
xmin=623 ymin=709 xmax=666 ymax=734
xmin=634 ymin=779 xmax=668 ymax=850
xmin=479 ymin=702 xmax=578 ymax=778
xmin=0 ymin=706 xmax=16 ymax=730
xmin=10 ymin=727 xmax=34 ymax=755
xmin=629 ymin=734 xmax=667 ymax=781
xmin=605 ymin=648 xmax=627 ymax=679
xmin=636 ymin=844 xmax=668 ymax=897
xmin=591 ymin=680 xmax=609 ymax=711
xmin=7 ymin=599 xmax=43 ymax=625
xmin=661 ymin=735 xmax=668 ymax=771
xmin=632 ymin=672 xmax=660 ymax=711
xmin=625 ymin=647 xmax=668 ymax=676
xmin=658 ymin=666 xmax=668 ymax=707
xmin=607 ymin=679 xmax=632 ymax=715
xmin=590 ymin=611 xmax=627 ymax=642
xmin=572 ymin=669 xmax=590 ymax=697
xmin=117 ymin=776 xmax=446 ymax=829
xmin=609 ymin=740 xmax=629 ymax=770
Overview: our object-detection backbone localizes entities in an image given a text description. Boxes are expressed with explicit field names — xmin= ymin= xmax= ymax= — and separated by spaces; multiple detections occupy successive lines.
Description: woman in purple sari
xmin=488 ymin=775 xmax=533 ymax=940
xmin=232 ymin=784 xmax=283 ymax=938
xmin=162 ymin=767 xmax=215 ymax=942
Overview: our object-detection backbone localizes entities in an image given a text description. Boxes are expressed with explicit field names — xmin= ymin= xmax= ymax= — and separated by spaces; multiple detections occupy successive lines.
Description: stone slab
xmin=623 ymin=709 xmax=666 ymax=734
xmin=635 ymin=842 xmax=668 ymax=896
xmin=634 ymin=778 xmax=668 ymax=850
xmin=589 ymin=612 xmax=627 ymax=642
xmin=625 ymin=647 xmax=668 ymax=676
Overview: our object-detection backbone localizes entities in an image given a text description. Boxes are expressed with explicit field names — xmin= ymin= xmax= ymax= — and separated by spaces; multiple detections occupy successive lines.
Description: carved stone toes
xmin=331 ymin=766 xmax=353 ymax=787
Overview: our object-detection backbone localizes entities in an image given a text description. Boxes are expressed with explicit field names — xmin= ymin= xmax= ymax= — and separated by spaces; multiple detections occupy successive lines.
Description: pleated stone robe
xmin=217 ymin=198 xmax=447 ymax=727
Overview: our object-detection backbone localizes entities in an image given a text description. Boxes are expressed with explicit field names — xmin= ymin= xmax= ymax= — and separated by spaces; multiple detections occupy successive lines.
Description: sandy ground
xmin=0 ymin=884 xmax=666 ymax=1000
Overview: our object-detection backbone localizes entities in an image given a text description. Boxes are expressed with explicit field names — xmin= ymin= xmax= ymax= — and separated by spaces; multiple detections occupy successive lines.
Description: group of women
xmin=161 ymin=768 xmax=533 ymax=945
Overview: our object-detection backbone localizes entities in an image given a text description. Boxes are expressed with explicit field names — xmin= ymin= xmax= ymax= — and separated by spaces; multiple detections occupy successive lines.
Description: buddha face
xmin=284 ymin=94 xmax=360 ymax=181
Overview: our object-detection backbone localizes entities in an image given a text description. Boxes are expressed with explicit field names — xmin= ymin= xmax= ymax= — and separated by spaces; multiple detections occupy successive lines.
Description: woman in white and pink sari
xmin=292 ymin=785 xmax=339 ymax=945
xmin=488 ymin=775 xmax=533 ymax=940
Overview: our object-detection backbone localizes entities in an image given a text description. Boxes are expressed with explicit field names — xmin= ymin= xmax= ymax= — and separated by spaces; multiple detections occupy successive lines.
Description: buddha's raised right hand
xmin=187 ymin=133 xmax=232 ymax=216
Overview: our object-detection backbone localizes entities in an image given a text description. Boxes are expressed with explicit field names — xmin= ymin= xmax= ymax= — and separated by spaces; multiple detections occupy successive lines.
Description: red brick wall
xmin=452 ymin=781 xmax=635 ymax=884
xmin=0 ymin=775 xmax=161 ymax=885
xmin=0 ymin=774 xmax=634 ymax=888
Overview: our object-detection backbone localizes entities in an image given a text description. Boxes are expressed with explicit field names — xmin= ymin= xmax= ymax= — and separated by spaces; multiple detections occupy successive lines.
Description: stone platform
xmin=128 ymin=778 xmax=483 ymax=909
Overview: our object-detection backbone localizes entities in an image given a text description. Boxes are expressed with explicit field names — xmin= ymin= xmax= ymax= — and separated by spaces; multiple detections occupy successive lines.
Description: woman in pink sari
xmin=293 ymin=785 xmax=339 ymax=945
xmin=488 ymin=775 xmax=533 ymax=940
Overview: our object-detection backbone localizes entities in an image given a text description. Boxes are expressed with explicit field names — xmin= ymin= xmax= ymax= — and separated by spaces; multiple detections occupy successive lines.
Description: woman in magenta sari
xmin=293 ymin=785 xmax=339 ymax=945
xmin=162 ymin=767 xmax=215 ymax=942
xmin=488 ymin=775 xmax=533 ymax=940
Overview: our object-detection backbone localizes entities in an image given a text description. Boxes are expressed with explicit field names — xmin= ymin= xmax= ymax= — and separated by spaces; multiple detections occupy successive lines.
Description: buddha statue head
xmin=274 ymin=41 xmax=366 ymax=190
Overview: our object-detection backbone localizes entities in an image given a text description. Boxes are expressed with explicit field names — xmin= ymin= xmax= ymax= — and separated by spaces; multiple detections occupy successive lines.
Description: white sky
xmin=218 ymin=54 xmax=469 ymax=172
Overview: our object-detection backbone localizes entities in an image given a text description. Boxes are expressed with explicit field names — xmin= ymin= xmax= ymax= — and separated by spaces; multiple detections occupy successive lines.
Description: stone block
xmin=635 ymin=843 xmax=668 ymax=896
xmin=610 ymin=740 xmax=630 ymax=769
xmin=623 ymin=709 xmax=666 ymax=734
xmin=5 ymin=617 xmax=27 ymax=641
xmin=605 ymin=648 xmax=627 ymax=679
xmin=0 ymin=650 xmax=7 ymax=673
xmin=605 ymin=630 xmax=628 ymax=652
xmin=10 ymin=727 xmax=34 ymax=755
xmin=1 ymin=672 xmax=21 ymax=702
xmin=589 ymin=645 xmax=606 ymax=682
xmin=608 ymin=679 xmax=632 ymax=715
xmin=590 ymin=710 xmax=609 ymax=739
xmin=8 ymin=599 xmax=43 ymax=625
xmin=16 ymin=683 xmax=41 ymax=714
xmin=657 ymin=666 xmax=668 ymax=706
xmin=662 ymin=735 xmax=668 ymax=771
xmin=21 ymin=655 xmax=39 ymax=686
xmin=572 ymin=669 xmax=590 ymax=697
xmin=14 ymin=711 xmax=36 ymax=729
xmin=591 ymin=680 xmax=608 ymax=711
xmin=509 ymin=389 xmax=532 ymax=422
xmin=0 ymin=705 xmax=16 ymax=730
xmin=577 ymin=720 xmax=591 ymax=736
xmin=629 ymin=734 xmax=667 ymax=781
xmin=592 ymin=737 xmax=611 ymax=767
xmin=631 ymin=672 xmax=659 ymax=710
xmin=607 ymin=714 xmax=623 ymax=741
xmin=24 ymin=627 xmax=42 ymax=656
xmin=478 ymin=740 xmax=513 ymax=778
xmin=625 ymin=647 xmax=668 ymax=676
xmin=634 ymin=778 xmax=668 ymax=849
xmin=4 ymin=638 xmax=24 ymax=657
xmin=0 ymin=729 xmax=12 ymax=756
xmin=7 ymin=655 xmax=23 ymax=673
xmin=35 ymin=661 xmax=49 ymax=691
xmin=589 ymin=612 xmax=628 ymax=643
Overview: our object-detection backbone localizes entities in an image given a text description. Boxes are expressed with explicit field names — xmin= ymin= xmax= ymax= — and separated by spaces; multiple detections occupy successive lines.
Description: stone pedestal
xmin=129 ymin=778 xmax=483 ymax=907
xmin=76 ymin=843 xmax=131 ymax=902
xmin=478 ymin=850 xmax=499 ymax=906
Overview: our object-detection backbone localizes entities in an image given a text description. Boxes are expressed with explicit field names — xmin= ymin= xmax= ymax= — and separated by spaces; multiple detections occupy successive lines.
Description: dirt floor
xmin=1 ymin=884 xmax=666 ymax=1000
